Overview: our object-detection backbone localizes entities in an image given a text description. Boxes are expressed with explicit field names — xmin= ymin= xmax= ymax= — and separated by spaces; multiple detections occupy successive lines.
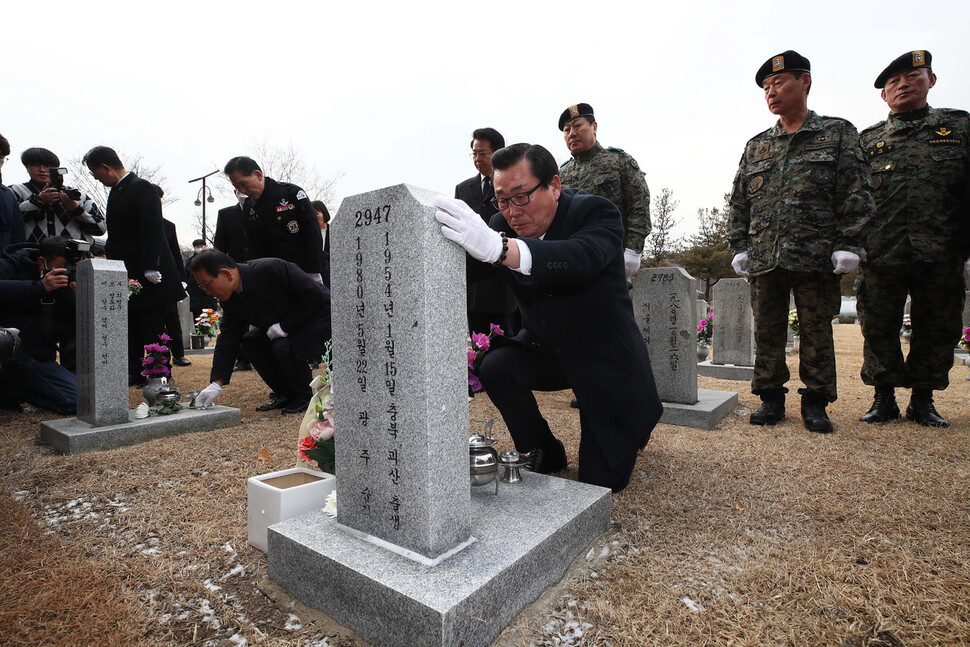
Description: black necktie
xmin=482 ymin=176 xmax=491 ymax=197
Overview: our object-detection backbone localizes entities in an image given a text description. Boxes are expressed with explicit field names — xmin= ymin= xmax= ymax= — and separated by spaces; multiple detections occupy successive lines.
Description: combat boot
xmin=906 ymin=389 xmax=949 ymax=428
xmin=801 ymin=393 xmax=834 ymax=434
xmin=750 ymin=393 xmax=785 ymax=426
xmin=860 ymin=386 xmax=900 ymax=423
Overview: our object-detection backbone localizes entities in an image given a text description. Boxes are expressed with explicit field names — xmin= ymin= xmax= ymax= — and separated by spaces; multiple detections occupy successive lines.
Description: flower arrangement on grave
xmin=127 ymin=278 xmax=142 ymax=297
xmin=141 ymin=333 xmax=172 ymax=379
xmin=298 ymin=341 xmax=336 ymax=474
xmin=194 ymin=308 xmax=220 ymax=337
xmin=697 ymin=307 xmax=713 ymax=346
xmin=901 ymin=314 xmax=912 ymax=333
xmin=788 ymin=310 xmax=799 ymax=336
xmin=467 ymin=323 xmax=504 ymax=392
xmin=961 ymin=327 xmax=970 ymax=351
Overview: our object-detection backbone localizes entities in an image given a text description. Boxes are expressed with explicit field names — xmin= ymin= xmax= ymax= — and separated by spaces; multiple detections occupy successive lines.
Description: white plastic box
xmin=247 ymin=467 xmax=336 ymax=552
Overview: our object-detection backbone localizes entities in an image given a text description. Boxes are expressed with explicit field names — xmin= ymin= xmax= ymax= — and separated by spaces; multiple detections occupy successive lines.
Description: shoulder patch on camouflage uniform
xmin=607 ymin=146 xmax=625 ymax=152
xmin=559 ymin=159 xmax=571 ymax=168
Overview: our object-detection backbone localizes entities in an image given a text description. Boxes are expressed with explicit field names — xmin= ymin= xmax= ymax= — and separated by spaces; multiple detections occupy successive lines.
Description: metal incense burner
xmin=499 ymin=450 xmax=528 ymax=484
xmin=469 ymin=432 xmax=499 ymax=495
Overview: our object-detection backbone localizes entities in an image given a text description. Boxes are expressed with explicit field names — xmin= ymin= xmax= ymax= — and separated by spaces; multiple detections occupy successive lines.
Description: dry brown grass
xmin=0 ymin=325 xmax=968 ymax=646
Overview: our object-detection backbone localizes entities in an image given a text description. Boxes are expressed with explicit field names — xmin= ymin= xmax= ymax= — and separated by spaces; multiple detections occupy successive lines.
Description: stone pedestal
xmin=268 ymin=473 xmax=610 ymax=647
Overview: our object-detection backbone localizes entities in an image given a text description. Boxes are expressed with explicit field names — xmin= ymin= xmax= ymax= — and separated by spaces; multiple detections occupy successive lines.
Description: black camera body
xmin=61 ymin=239 xmax=93 ymax=284
xmin=0 ymin=327 xmax=22 ymax=362
xmin=48 ymin=167 xmax=82 ymax=201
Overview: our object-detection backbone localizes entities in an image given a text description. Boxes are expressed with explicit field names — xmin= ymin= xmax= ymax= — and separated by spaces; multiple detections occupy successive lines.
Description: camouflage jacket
xmin=860 ymin=106 xmax=970 ymax=265
xmin=560 ymin=142 xmax=651 ymax=252
xmin=727 ymin=111 xmax=875 ymax=277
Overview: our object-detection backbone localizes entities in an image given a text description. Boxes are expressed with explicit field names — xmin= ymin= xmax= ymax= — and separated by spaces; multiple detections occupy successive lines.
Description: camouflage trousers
xmin=750 ymin=269 xmax=841 ymax=402
xmin=857 ymin=261 xmax=965 ymax=391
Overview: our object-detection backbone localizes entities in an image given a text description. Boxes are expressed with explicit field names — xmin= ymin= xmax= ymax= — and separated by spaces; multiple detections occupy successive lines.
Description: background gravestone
xmin=75 ymin=259 xmax=129 ymax=426
xmin=631 ymin=266 xmax=698 ymax=405
xmin=712 ymin=278 xmax=754 ymax=366
xmin=177 ymin=297 xmax=193 ymax=351
xmin=330 ymin=184 xmax=470 ymax=560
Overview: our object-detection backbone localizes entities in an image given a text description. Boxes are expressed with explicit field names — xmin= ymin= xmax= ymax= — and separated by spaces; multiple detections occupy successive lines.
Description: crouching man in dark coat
xmin=434 ymin=143 xmax=662 ymax=492
xmin=187 ymin=251 xmax=331 ymax=415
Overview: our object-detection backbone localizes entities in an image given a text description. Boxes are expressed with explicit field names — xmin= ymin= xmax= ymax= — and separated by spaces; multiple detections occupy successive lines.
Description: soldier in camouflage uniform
xmin=559 ymin=103 xmax=651 ymax=279
xmin=857 ymin=50 xmax=969 ymax=428
xmin=727 ymin=51 xmax=875 ymax=433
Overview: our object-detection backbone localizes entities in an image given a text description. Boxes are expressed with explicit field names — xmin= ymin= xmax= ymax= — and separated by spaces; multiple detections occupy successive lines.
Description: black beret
xmin=755 ymin=50 xmax=811 ymax=87
xmin=558 ymin=103 xmax=594 ymax=131
xmin=874 ymin=50 xmax=932 ymax=89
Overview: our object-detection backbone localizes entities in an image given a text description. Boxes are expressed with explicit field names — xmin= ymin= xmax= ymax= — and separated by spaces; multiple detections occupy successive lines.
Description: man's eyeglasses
xmin=469 ymin=150 xmax=491 ymax=159
xmin=491 ymin=182 xmax=542 ymax=211
xmin=198 ymin=273 xmax=218 ymax=293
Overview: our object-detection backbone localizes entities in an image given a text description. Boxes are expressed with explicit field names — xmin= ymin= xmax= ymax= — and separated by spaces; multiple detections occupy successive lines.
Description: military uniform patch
xmin=287 ymin=220 xmax=299 ymax=233
xmin=772 ymin=55 xmax=784 ymax=72
xmin=936 ymin=127 xmax=951 ymax=137
xmin=747 ymin=176 xmax=765 ymax=194
xmin=753 ymin=143 xmax=771 ymax=162
xmin=296 ymin=190 xmax=307 ymax=200
xmin=913 ymin=50 xmax=925 ymax=66
xmin=868 ymin=141 xmax=894 ymax=156
xmin=871 ymin=175 xmax=882 ymax=190
xmin=569 ymin=105 xmax=579 ymax=118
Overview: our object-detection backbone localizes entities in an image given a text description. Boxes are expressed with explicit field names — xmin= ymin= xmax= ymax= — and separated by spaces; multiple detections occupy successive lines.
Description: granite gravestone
xmin=329 ymin=184 xmax=470 ymax=560
xmin=75 ymin=259 xmax=129 ymax=426
xmin=712 ymin=278 xmax=754 ymax=367
xmin=631 ymin=266 xmax=698 ymax=405
xmin=177 ymin=297 xmax=193 ymax=351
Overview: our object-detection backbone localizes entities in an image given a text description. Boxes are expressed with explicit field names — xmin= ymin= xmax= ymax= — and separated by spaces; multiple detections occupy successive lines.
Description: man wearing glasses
xmin=454 ymin=127 xmax=517 ymax=339
xmin=435 ymin=143 xmax=662 ymax=493
xmin=187 ymin=250 xmax=331 ymax=414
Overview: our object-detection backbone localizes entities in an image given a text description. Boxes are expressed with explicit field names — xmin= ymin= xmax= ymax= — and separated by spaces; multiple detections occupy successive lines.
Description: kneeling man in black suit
xmin=435 ymin=143 xmax=662 ymax=492
xmin=188 ymin=251 xmax=331 ymax=414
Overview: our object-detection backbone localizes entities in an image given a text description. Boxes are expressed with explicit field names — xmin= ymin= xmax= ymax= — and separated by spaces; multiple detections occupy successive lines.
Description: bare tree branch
xmin=67 ymin=154 xmax=177 ymax=215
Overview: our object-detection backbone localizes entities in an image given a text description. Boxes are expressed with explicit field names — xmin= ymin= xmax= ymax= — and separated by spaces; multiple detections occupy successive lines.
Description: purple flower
xmin=697 ymin=325 xmax=704 ymax=332
xmin=472 ymin=333 xmax=490 ymax=350
xmin=700 ymin=319 xmax=708 ymax=327
xmin=489 ymin=323 xmax=504 ymax=336
xmin=467 ymin=347 xmax=476 ymax=368
xmin=143 ymin=356 xmax=155 ymax=365
xmin=159 ymin=333 xmax=171 ymax=341
xmin=468 ymin=370 xmax=483 ymax=393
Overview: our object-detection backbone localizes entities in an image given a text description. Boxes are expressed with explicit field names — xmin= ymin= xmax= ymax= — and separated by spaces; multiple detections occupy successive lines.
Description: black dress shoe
xmin=232 ymin=360 xmax=252 ymax=372
xmin=255 ymin=395 xmax=289 ymax=412
xmin=860 ymin=387 xmax=900 ymax=423
xmin=525 ymin=438 xmax=568 ymax=474
xmin=282 ymin=397 xmax=312 ymax=415
xmin=172 ymin=356 xmax=192 ymax=367
xmin=801 ymin=396 xmax=834 ymax=433
xmin=569 ymin=398 xmax=580 ymax=409
xmin=750 ymin=395 xmax=785 ymax=426
xmin=906 ymin=389 xmax=949 ymax=427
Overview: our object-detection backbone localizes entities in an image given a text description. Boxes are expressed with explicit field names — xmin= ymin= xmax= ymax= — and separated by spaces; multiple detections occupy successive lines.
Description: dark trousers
xmin=750 ymin=269 xmax=841 ymax=402
xmin=241 ymin=330 xmax=311 ymax=401
xmin=129 ymin=305 xmax=167 ymax=382
xmin=858 ymin=261 xmax=965 ymax=390
xmin=478 ymin=341 xmax=638 ymax=492
xmin=1 ymin=352 xmax=77 ymax=415
xmin=162 ymin=303 xmax=185 ymax=359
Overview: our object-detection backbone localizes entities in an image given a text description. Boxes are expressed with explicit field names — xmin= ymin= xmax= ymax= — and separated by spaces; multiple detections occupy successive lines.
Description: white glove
xmin=267 ymin=323 xmax=288 ymax=340
xmin=181 ymin=282 xmax=188 ymax=289
xmin=623 ymin=249 xmax=641 ymax=278
xmin=434 ymin=195 xmax=503 ymax=263
xmin=144 ymin=270 xmax=162 ymax=284
xmin=964 ymin=258 xmax=970 ymax=275
xmin=831 ymin=251 xmax=860 ymax=275
xmin=731 ymin=252 xmax=749 ymax=277
xmin=308 ymin=272 xmax=324 ymax=285
xmin=196 ymin=381 xmax=223 ymax=409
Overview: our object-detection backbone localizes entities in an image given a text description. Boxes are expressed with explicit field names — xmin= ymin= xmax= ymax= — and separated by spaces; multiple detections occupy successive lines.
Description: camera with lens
xmin=48 ymin=167 xmax=82 ymax=201
xmin=62 ymin=239 xmax=92 ymax=283
xmin=0 ymin=328 xmax=22 ymax=362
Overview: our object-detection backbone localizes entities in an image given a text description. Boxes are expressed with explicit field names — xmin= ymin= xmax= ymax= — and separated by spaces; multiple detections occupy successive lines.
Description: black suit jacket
xmin=455 ymin=174 xmax=515 ymax=314
xmin=104 ymin=174 xmax=185 ymax=310
xmin=210 ymin=258 xmax=331 ymax=385
xmin=162 ymin=218 xmax=186 ymax=284
xmin=213 ymin=204 xmax=250 ymax=262
xmin=477 ymin=189 xmax=662 ymax=469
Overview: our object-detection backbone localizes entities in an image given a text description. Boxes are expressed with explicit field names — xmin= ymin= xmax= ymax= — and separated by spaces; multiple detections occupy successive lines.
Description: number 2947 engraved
xmin=355 ymin=204 xmax=392 ymax=227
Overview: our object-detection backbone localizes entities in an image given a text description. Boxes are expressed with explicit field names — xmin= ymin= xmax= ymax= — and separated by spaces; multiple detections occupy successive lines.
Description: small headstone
xmin=711 ymin=279 xmax=754 ymax=367
xmin=75 ymin=259 xmax=129 ymax=426
xmin=177 ymin=297 xmax=193 ymax=351
xmin=330 ymin=184 xmax=471 ymax=560
xmin=697 ymin=299 xmax=709 ymax=322
xmin=631 ymin=267 xmax=698 ymax=405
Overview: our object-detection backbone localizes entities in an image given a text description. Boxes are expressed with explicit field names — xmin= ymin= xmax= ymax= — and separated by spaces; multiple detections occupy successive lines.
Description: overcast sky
xmin=4 ymin=0 xmax=969 ymax=248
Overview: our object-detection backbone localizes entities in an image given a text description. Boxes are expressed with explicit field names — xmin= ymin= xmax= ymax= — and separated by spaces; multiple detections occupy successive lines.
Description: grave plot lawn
xmin=1 ymin=324 xmax=968 ymax=646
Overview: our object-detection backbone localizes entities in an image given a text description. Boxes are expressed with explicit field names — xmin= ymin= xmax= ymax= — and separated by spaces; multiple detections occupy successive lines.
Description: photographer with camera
xmin=0 ymin=236 xmax=85 ymax=414
xmin=10 ymin=148 xmax=106 ymax=244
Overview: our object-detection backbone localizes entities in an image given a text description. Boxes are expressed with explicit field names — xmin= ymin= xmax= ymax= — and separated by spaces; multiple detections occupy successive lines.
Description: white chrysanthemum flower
xmin=324 ymin=490 xmax=337 ymax=518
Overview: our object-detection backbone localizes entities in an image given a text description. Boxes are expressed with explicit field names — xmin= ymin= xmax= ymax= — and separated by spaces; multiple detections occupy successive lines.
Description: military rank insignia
xmin=936 ymin=127 xmax=952 ymax=136
xmin=753 ymin=142 xmax=771 ymax=162
xmin=747 ymin=175 xmax=765 ymax=194
xmin=868 ymin=141 xmax=894 ymax=156
xmin=287 ymin=220 xmax=300 ymax=233
xmin=913 ymin=50 xmax=925 ymax=66
xmin=772 ymin=55 xmax=785 ymax=72
xmin=569 ymin=105 xmax=579 ymax=118
xmin=276 ymin=199 xmax=295 ymax=212
xmin=296 ymin=190 xmax=308 ymax=200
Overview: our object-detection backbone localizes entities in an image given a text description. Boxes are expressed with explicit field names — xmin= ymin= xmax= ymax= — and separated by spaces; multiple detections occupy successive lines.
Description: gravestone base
xmin=268 ymin=472 xmax=611 ymax=647
xmin=40 ymin=405 xmax=241 ymax=455
xmin=697 ymin=361 xmax=755 ymax=381
xmin=659 ymin=389 xmax=738 ymax=430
